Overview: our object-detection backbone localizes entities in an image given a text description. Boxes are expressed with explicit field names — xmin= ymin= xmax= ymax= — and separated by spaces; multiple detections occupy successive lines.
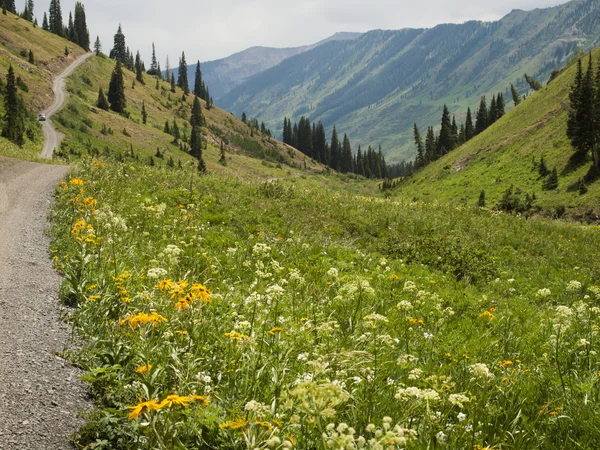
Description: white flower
xmin=436 ymin=431 xmax=446 ymax=443
xmin=244 ymin=400 xmax=270 ymax=417
xmin=397 ymin=300 xmax=413 ymax=311
xmin=408 ymin=368 xmax=423 ymax=380
xmin=252 ymin=243 xmax=271 ymax=258
xmin=469 ymin=363 xmax=495 ymax=380
xmin=403 ymin=281 xmax=417 ymax=292
xmin=537 ymin=288 xmax=552 ymax=297
xmin=567 ymin=280 xmax=582 ymax=292
xmin=327 ymin=267 xmax=339 ymax=278
xmin=449 ymin=394 xmax=470 ymax=408
xmin=147 ymin=267 xmax=167 ymax=279
xmin=457 ymin=412 xmax=467 ymax=423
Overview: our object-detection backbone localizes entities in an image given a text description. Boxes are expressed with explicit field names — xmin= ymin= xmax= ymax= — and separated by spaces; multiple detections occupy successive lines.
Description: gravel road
xmin=41 ymin=53 xmax=93 ymax=159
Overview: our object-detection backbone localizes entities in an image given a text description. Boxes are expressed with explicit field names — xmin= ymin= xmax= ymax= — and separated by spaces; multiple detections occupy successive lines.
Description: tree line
xmin=282 ymin=116 xmax=403 ymax=179
xmin=37 ymin=0 xmax=90 ymax=51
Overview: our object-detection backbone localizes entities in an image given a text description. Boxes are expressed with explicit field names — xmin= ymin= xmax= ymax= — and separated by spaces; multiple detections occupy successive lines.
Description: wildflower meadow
xmin=51 ymin=156 xmax=600 ymax=449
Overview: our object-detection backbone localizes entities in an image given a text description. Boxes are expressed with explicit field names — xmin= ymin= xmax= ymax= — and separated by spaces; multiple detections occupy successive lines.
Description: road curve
xmin=40 ymin=53 xmax=93 ymax=159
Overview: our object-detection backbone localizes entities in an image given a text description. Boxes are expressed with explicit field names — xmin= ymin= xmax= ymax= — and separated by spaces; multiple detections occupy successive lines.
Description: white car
xmin=38 ymin=113 xmax=46 ymax=121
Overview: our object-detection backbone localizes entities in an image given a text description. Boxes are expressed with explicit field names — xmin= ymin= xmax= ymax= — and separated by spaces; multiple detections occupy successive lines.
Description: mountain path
xmin=41 ymin=53 xmax=93 ymax=159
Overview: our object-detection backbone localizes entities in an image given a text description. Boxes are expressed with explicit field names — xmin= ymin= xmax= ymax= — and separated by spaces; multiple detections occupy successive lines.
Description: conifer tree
xmin=177 ymin=52 xmax=189 ymax=94
xmin=475 ymin=96 xmax=488 ymax=135
xmin=135 ymin=51 xmax=144 ymax=84
xmin=341 ymin=133 xmax=352 ymax=173
xmin=74 ymin=2 xmax=89 ymax=50
xmin=163 ymin=120 xmax=170 ymax=134
xmin=172 ymin=120 xmax=180 ymax=141
xmin=28 ymin=49 xmax=34 ymax=64
xmin=497 ymin=93 xmax=505 ymax=118
xmin=27 ymin=0 xmax=33 ymax=20
xmin=241 ymin=112 xmax=247 ymax=123
xmin=194 ymin=61 xmax=204 ymax=98
xmin=170 ymin=72 xmax=176 ymax=93
xmin=190 ymin=125 xmax=202 ymax=158
xmin=465 ymin=107 xmax=474 ymax=141
xmin=42 ymin=11 xmax=48 ymax=30
xmin=330 ymin=126 xmax=340 ymax=171
xmin=94 ymin=36 xmax=101 ymax=56
xmin=437 ymin=105 xmax=453 ymax=155
xmin=2 ymin=2 xmax=7 ymax=15
xmin=219 ymin=141 xmax=227 ymax=165
xmin=567 ymin=59 xmax=584 ymax=155
xmin=538 ymin=155 xmax=549 ymax=177
xmin=488 ymin=95 xmax=497 ymax=125
xmin=190 ymin=95 xmax=204 ymax=128
xmin=48 ymin=0 xmax=62 ymax=36
xmin=478 ymin=190 xmax=486 ymax=207
xmin=142 ymin=101 xmax=147 ymax=124
xmin=205 ymin=88 xmax=212 ymax=109
xmin=107 ymin=61 xmax=126 ymax=113
xmin=511 ymin=84 xmax=521 ymax=106
xmin=425 ymin=126 xmax=436 ymax=162
xmin=2 ymin=66 xmax=25 ymax=145
xmin=451 ymin=115 xmax=458 ymax=148
xmin=566 ymin=54 xmax=595 ymax=166
xmin=6 ymin=0 xmax=14 ymax=13
xmin=543 ymin=168 xmax=558 ymax=190
xmin=414 ymin=123 xmax=425 ymax=168
xmin=197 ymin=156 xmax=206 ymax=174
xmin=524 ymin=73 xmax=542 ymax=91
xmin=96 ymin=87 xmax=108 ymax=110
xmin=110 ymin=24 xmax=127 ymax=64
xmin=148 ymin=43 xmax=158 ymax=75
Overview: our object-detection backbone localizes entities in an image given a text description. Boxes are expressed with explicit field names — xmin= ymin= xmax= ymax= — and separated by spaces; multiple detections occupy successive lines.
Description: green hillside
xmin=0 ymin=10 xmax=317 ymax=180
xmin=219 ymin=0 xmax=600 ymax=162
xmin=392 ymin=47 xmax=600 ymax=219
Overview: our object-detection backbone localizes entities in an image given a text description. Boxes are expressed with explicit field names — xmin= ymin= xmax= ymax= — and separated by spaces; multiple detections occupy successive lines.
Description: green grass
xmin=392 ymin=49 xmax=600 ymax=218
xmin=51 ymin=154 xmax=600 ymax=449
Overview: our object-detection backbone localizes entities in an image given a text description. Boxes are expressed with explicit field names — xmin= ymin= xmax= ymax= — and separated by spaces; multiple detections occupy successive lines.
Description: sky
xmin=35 ymin=0 xmax=569 ymax=65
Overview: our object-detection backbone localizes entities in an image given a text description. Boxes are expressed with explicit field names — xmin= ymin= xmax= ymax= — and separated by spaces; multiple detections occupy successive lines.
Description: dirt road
xmin=41 ymin=53 xmax=93 ymax=159
xmin=0 ymin=167 xmax=89 ymax=447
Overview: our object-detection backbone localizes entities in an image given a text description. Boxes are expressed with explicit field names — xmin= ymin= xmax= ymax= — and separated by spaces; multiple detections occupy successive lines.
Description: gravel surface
xmin=0 ymin=157 xmax=89 ymax=449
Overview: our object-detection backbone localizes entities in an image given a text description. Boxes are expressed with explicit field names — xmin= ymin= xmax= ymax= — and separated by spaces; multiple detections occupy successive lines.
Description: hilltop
xmin=218 ymin=0 xmax=600 ymax=162
xmin=391 ymin=47 xmax=600 ymax=219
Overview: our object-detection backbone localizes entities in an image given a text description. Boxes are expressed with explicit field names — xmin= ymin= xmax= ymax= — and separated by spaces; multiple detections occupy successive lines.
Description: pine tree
xmin=475 ymin=96 xmax=488 ymax=135
xmin=2 ymin=66 xmax=25 ymax=146
xmin=107 ymin=61 xmax=126 ymax=113
xmin=48 ymin=0 xmax=62 ymax=36
xmin=425 ymin=126 xmax=436 ymax=162
xmin=538 ymin=155 xmax=549 ymax=177
xmin=414 ymin=123 xmax=425 ymax=168
xmin=451 ymin=115 xmax=458 ymax=148
xmin=5 ymin=0 xmax=14 ymax=13
xmin=497 ymin=93 xmax=505 ymax=118
xmin=341 ymin=133 xmax=352 ymax=173
xmin=478 ymin=190 xmax=486 ymax=207
xmin=142 ymin=101 xmax=147 ymax=124
xmin=28 ymin=49 xmax=34 ymax=64
xmin=314 ymin=121 xmax=327 ymax=164
xmin=205 ymin=88 xmax=212 ymax=109
xmin=172 ymin=120 xmax=180 ymax=141
xmin=110 ymin=24 xmax=127 ymax=64
xmin=190 ymin=125 xmax=202 ymax=158
xmin=170 ymin=72 xmax=176 ymax=93
xmin=524 ymin=73 xmax=542 ymax=91
xmin=148 ymin=43 xmax=158 ymax=75
xmin=190 ymin=95 xmax=204 ymax=128
xmin=163 ymin=120 xmax=170 ymax=134
xmin=488 ymin=95 xmax=497 ymax=125
xmin=219 ymin=141 xmax=227 ymax=165
xmin=67 ymin=11 xmax=75 ymax=43
xmin=177 ymin=52 xmax=189 ymax=94
xmin=135 ymin=51 xmax=144 ymax=84
xmin=438 ymin=105 xmax=453 ymax=155
xmin=27 ymin=0 xmax=33 ymax=19
xmin=2 ymin=2 xmax=7 ymax=15
xmin=94 ymin=36 xmax=101 ymax=56
xmin=42 ymin=11 xmax=48 ymax=30
xmin=330 ymin=126 xmax=340 ymax=171
xmin=74 ymin=2 xmax=89 ymax=50
xmin=197 ymin=157 xmax=206 ymax=174
xmin=465 ymin=107 xmax=474 ymax=141
xmin=241 ymin=112 xmax=247 ymax=123
xmin=543 ymin=168 xmax=558 ymax=190
xmin=511 ymin=84 xmax=521 ymax=106
xmin=193 ymin=61 xmax=204 ymax=98
xmin=96 ymin=87 xmax=108 ymax=110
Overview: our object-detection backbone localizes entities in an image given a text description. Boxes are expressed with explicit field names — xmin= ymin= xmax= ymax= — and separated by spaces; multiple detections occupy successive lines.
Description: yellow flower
xmin=88 ymin=295 xmax=101 ymax=302
xmin=478 ymin=310 xmax=496 ymax=320
xmin=156 ymin=279 xmax=174 ymax=292
xmin=128 ymin=399 xmax=161 ymax=420
xmin=158 ymin=394 xmax=191 ymax=409
xmin=120 ymin=312 xmax=168 ymax=328
xmin=82 ymin=196 xmax=97 ymax=210
xmin=224 ymin=331 xmax=249 ymax=341
xmin=190 ymin=283 xmax=212 ymax=303
xmin=219 ymin=418 xmax=248 ymax=430
xmin=136 ymin=364 xmax=153 ymax=374
xmin=189 ymin=394 xmax=210 ymax=406
xmin=68 ymin=178 xmax=84 ymax=186
xmin=269 ymin=327 xmax=284 ymax=336
xmin=71 ymin=220 xmax=86 ymax=236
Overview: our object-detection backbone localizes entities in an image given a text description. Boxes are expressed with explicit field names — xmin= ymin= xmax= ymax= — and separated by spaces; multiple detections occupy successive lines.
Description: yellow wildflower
xmin=120 ymin=312 xmax=168 ymax=328
xmin=158 ymin=394 xmax=191 ymax=409
xmin=219 ymin=418 xmax=248 ymax=430
xmin=136 ymin=364 xmax=153 ymax=374
xmin=128 ymin=398 xmax=161 ymax=420
xmin=189 ymin=394 xmax=210 ymax=406
xmin=269 ymin=327 xmax=284 ymax=336
xmin=68 ymin=178 xmax=84 ymax=186
xmin=156 ymin=279 xmax=174 ymax=292
xmin=88 ymin=295 xmax=101 ymax=302
xmin=189 ymin=283 xmax=212 ymax=303
xmin=71 ymin=220 xmax=86 ymax=236
xmin=224 ymin=331 xmax=249 ymax=341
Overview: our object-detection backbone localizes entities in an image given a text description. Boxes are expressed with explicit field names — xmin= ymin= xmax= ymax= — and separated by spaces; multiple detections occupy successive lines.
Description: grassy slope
xmin=0 ymin=11 xmax=87 ymax=161
xmin=393 ymin=49 xmax=600 ymax=216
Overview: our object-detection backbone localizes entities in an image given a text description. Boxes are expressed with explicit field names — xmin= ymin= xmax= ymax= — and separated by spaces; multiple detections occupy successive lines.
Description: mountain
xmin=391 ymin=46 xmax=600 ymax=218
xmin=219 ymin=0 xmax=600 ymax=162
xmin=180 ymin=32 xmax=362 ymax=101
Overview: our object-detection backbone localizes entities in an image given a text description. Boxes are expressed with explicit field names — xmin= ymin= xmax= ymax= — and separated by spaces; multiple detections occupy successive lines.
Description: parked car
xmin=38 ymin=113 xmax=46 ymax=121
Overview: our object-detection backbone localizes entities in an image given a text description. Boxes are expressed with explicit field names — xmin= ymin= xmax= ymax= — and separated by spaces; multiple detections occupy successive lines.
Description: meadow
xmin=52 ymin=154 xmax=600 ymax=449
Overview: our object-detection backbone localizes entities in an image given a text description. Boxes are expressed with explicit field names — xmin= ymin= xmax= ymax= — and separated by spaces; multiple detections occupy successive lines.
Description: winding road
xmin=0 ymin=53 xmax=93 ymax=449
xmin=41 ymin=52 xmax=93 ymax=159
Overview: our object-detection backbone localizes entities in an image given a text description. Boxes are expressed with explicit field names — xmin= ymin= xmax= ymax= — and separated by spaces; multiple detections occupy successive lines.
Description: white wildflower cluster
xmin=566 ymin=280 xmax=582 ymax=292
xmin=552 ymin=305 xmax=574 ymax=332
xmin=397 ymin=300 xmax=413 ymax=312
xmin=234 ymin=320 xmax=251 ymax=331
xmin=143 ymin=202 xmax=166 ymax=217
xmin=448 ymin=393 xmax=470 ymax=408
xmin=95 ymin=208 xmax=128 ymax=232
xmin=395 ymin=386 xmax=440 ymax=403
xmin=397 ymin=354 xmax=419 ymax=366
xmin=254 ymin=260 xmax=273 ymax=279
xmin=589 ymin=285 xmax=600 ymax=299
xmin=469 ymin=363 xmax=495 ymax=381
xmin=327 ymin=267 xmax=339 ymax=279
xmin=288 ymin=268 xmax=305 ymax=285
xmin=537 ymin=288 xmax=552 ymax=298
xmin=403 ymin=281 xmax=417 ymax=292
xmin=244 ymin=291 xmax=264 ymax=306
xmin=147 ymin=267 xmax=167 ymax=280
xmin=244 ymin=400 xmax=271 ymax=418
xmin=322 ymin=418 xmax=415 ymax=449
xmin=363 ymin=313 xmax=389 ymax=329
xmin=266 ymin=284 xmax=286 ymax=298
xmin=408 ymin=368 xmax=423 ymax=380
xmin=337 ymin=279 xmax=376 ymax=301
xmin=252 ymin=243 xmax=272 ymax=258
xmin=162 ymin=244 xmax=182 ymax=265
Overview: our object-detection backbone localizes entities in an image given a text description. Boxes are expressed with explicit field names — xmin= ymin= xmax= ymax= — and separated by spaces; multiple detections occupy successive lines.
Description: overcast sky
xmin=35 ymin=0 xmax=569 ymax=64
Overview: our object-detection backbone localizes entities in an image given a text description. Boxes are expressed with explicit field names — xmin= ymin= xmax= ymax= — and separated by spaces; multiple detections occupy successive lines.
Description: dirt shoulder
xmin=0 ymin=157 xmax=89 ymax=449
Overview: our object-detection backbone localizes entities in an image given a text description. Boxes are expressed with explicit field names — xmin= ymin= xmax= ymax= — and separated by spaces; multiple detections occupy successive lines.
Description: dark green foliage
xmin=2 ymin=2 xmax=6 ymax=15
xmin=496 ymin=185 xmax=536 ymax=213
xmin=48 ymin=0 xmax=62 ymax=36
xmin=5 ymin=0 xmax=14 ymax=13
xmin=385 ymin=234 xmax=496 ymax=283
xmin=543 ymin=168 xmax=559 ymax=190
xmin=190 ymin=126 xmax=202 ymax=158
xmin=163 ymin=120 xmax=170 ymax=134
xmin=171 ymin=120 xmax=180 ymax=141
xmin=42 ymin=12 xmax=48 ymax=30
xmin=170 ymin=73 xmax=176 ymax=93
xmin=437 ymin=105 xmax=453 ymax=155
xmin=15 ymin=76 xmax=28 ymax=92
xmin=524 ymin=73 xmax=543 ymax=91
xmin=148 ymin=43 xmax=159 ymax=76
xmin=73 ymin=2 xmax=89 ymax=50
xmin=135 ymin=51 xmax=144 ymax=84
xmin=475 ymin=96 xmax=488 ymax=135
xmin=478 ymin=190 xmax=486 ymax=207
xmin=141 ymin=101 xmax=147 ymax=124
xmin=193 ymin=61 xmax=206 ymax=99
xmin=94 ymin=36 xmax=101 ymax=56
xmin=107 ymin=61 xmax=126 ymax=113
xmin=177 ymin=52 xmax=189 ymax=94
xmin=538 ymin=155 xmax=549 ymax=177
xmin=197 ymin=156 xmax=206 ymax=173
xmin=28 ymin=49 xmax=34 ymax=64
xmin=110 ymin=25 xmax=127 ymax=64
xmin=97 ymin=87 xmax=108 ymax=110
xmin=219 ymin=141 xmax=227 ymax=166
xmin=511 ymin=84 xmax=521 ymax=106
xmin=578 ymin=178 xmax=588 ymax=195
xmin=2 ymin=66 xmax=25 ymax=146
xmin=414 ymin=123 xmax=425 ymax=168
xmin=241 ymin=112 xmax=247 ymax=123
xmin=64 ymin=46 xmax=68 ymax=56
xmin=190 ymin=96 xmax=204 ymax=127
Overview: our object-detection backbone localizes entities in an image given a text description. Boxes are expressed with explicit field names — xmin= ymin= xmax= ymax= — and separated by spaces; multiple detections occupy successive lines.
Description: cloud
xmin=36 ymin=0 xmax=569 ymax=64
